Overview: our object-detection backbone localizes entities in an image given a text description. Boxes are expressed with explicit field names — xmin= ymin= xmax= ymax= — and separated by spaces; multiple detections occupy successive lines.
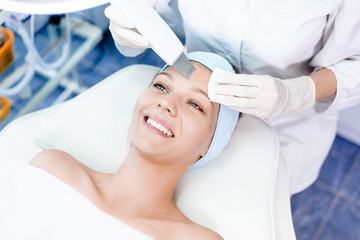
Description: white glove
xmin=208 ymin=68 xmax=316 ymax=118
xmin=104 ymin=1 xmax=157 ymax=56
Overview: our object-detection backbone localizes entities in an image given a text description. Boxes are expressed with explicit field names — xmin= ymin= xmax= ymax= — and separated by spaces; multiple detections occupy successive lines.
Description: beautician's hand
xmin=104 ymin=1 xmax=157 ymax=56
xmin=208 ymin=68 xmax=316 ymax=118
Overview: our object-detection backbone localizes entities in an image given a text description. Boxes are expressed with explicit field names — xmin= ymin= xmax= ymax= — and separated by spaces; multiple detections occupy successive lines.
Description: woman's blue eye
xmin=153 ymin=83 xmax=167 ymax=93
xmin=189 ymin=101 xmax=203 ymax=112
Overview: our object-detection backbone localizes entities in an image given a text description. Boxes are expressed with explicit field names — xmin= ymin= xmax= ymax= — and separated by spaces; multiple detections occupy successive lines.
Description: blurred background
xmin=0 ymin=5 xmax=359 ymax=240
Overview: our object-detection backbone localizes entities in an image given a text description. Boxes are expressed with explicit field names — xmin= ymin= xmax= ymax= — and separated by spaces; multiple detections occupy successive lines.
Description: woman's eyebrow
xmin=192 ymin=87 xmax=214 ymax=107
xmin=158 ymin=72 xmax=174 ymax=81
xmin=190 ymin=87 xmax=208 ymax=99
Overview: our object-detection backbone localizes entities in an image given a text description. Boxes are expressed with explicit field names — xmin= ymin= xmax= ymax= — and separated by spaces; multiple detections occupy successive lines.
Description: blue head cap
xmin=161 ymin=51 xmax=240 ymax=168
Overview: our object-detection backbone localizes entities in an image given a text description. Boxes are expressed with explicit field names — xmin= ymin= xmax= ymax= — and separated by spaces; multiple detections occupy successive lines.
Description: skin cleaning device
xmin=109 ymin=0 xmax=196 ymax=78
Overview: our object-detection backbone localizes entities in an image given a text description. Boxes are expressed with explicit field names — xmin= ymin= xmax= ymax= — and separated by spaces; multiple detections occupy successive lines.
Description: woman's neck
xmin=96 ymin=149 xmax=188 ymax=220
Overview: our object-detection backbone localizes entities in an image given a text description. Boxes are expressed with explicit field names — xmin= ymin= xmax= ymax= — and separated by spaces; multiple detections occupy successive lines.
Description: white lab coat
xmin=153 ymin=0 xmax=360 ymax=194
xmin=110 ymin=0 xmax=360 ymax=194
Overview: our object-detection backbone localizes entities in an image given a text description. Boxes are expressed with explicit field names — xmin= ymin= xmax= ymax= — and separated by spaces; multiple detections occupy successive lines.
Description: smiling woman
xmin=30 ymin=51 xmax=240 ymax=239
xmin=130 ymin=61 xmax=219 ymax=168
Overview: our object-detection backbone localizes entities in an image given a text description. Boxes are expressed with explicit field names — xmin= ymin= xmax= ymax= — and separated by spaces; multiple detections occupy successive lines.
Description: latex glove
xmin=208 ymin=68 xmax=316 ymax=118
xmin=104 ymin=1 xmax=157 ymax=56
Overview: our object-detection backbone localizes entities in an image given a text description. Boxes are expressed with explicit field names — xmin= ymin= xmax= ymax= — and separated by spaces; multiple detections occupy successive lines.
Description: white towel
xmin=0 ymin=156 xmax=153 ymax=240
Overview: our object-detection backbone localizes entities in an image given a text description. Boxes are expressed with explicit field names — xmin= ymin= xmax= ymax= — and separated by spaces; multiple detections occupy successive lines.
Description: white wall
xmin=337 ymin=104 xmax=360 ymax=146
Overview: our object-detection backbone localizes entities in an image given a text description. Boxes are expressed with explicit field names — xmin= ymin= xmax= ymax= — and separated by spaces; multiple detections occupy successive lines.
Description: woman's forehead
xmin=161 ymin=63 xmax=212 ymax=91
xmin=155 ymin=65 xmax=220 ymax=117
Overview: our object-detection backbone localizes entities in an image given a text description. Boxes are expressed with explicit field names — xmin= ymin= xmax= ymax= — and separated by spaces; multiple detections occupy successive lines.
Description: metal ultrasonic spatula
xmin=110 ymin=0 xmax=195 ymax=78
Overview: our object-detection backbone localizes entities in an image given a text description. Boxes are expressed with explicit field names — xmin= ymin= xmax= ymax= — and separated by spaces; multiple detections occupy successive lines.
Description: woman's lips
xmin=144 ymin=115 xmax=174 ymax=138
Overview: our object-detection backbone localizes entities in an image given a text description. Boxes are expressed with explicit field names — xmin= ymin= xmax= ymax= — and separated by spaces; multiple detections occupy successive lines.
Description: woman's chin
xmin=131 ymin=139 xmax=165 ymax=158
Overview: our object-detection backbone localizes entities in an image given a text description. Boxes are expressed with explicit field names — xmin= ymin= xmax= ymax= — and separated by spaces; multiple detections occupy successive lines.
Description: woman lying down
xmin=0 ymin=52 xmax=239 ymax=240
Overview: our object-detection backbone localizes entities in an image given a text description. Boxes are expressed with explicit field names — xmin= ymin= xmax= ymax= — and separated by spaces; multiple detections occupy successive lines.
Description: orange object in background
xmin=0 ymin=96 xmax=11 ymax=123
xmin=0 ymin=26 xmax=15 ymax=74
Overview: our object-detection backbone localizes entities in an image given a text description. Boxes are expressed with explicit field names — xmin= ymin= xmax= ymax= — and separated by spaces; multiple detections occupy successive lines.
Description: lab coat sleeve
xmin=310 ymin=0 xmax=360 ymax=113
xmin=154 ymin=0 xmax=185 ymax=40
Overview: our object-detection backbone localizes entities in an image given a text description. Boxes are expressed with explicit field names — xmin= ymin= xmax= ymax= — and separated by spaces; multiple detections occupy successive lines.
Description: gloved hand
xmin=104 ymin=0 xmax=157 ymax=56
xmin=208 ymin=68 xmax=316 ymax=118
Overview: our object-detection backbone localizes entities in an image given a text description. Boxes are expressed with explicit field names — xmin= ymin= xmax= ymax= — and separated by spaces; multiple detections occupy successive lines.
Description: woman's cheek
xmin=136 ymin=91 xmax=155 ymax=109
xmin=185 ymin=117 xmax=211 ymax=143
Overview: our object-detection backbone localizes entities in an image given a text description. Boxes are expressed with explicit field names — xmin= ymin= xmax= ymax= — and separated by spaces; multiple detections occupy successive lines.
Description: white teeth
xmin=146 ymin=117 xmax=173 ymax=137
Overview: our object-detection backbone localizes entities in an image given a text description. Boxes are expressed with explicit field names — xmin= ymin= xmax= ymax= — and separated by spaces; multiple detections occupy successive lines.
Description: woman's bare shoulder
xmin=30 ymin=149 xmax=93 ymax=187
xmin=193 ymin=225 xmax=223 ymax=240
xmin=176 ymin=221 xmax=223 ymax=240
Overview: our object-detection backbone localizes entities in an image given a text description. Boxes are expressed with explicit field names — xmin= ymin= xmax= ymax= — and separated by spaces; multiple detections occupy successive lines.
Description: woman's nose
xmin=157 ymin=98 xmax=176 ymax=116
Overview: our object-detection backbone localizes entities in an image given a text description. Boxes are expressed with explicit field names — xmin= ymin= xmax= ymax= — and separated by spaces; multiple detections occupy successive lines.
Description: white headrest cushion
xmin=34 ymin=65 xmax=280 ymax=239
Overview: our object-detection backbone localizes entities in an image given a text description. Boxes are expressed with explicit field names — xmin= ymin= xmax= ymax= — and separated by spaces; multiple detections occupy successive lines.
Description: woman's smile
xmin=143 ymin=114 xmax=175 ymax=138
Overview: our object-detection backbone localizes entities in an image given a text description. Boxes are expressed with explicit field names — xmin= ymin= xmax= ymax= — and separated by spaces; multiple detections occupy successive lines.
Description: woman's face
xmin=129 ymin=62 xmax=220 ymax=166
